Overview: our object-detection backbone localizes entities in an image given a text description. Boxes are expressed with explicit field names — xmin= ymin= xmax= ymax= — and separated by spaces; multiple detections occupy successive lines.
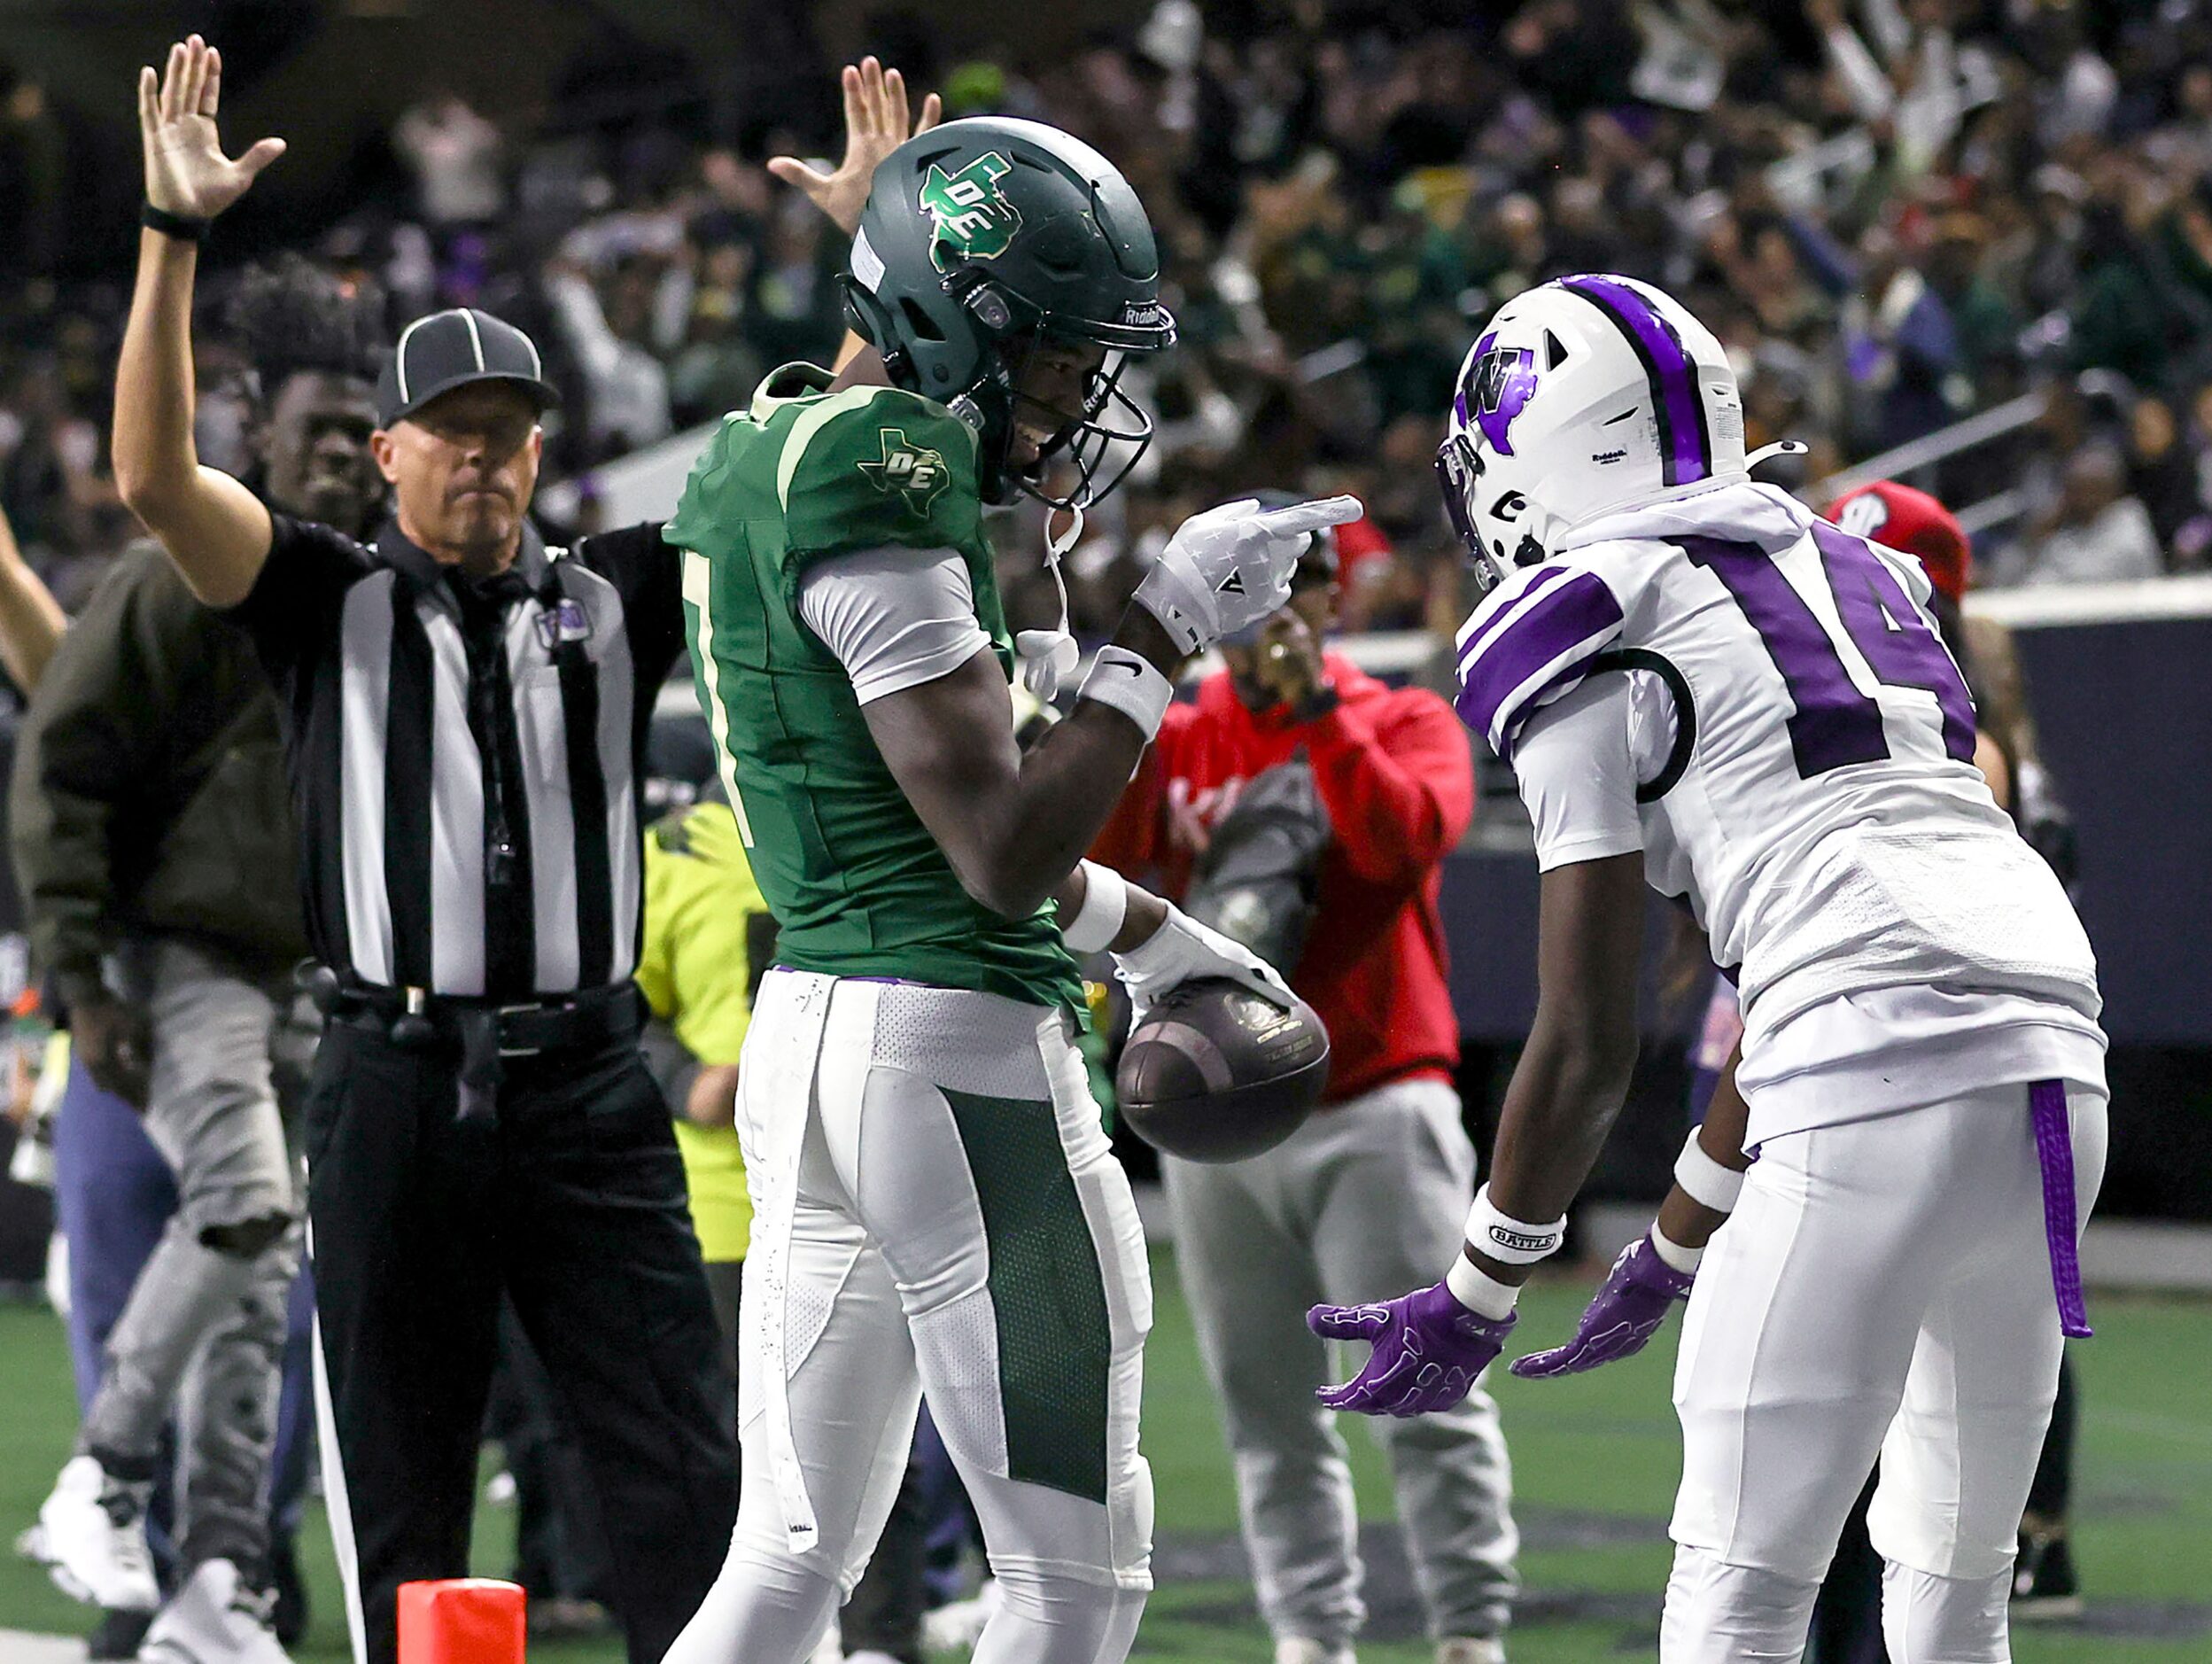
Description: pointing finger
xmin=1253 ymin=495 xmax=1363 ymax=537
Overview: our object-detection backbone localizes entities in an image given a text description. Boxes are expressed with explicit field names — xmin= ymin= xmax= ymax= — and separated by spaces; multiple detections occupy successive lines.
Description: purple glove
xmin=1308 ymin=1280 xmax=1517 ymax=1418
xmin=1509 ymin=1232 xmax=1695 ymax=1380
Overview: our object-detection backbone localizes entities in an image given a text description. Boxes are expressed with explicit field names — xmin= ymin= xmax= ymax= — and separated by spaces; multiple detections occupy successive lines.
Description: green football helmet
xmin=842 ymin=115 xmax=1177 ymax=508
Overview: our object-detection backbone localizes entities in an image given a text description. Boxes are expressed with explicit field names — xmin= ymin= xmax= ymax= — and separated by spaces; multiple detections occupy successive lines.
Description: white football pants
xmin=664 ymin=970 xmax=1153 ymax=1664
xmin=1663 ymin=1081 xmax=2107 ymax=1663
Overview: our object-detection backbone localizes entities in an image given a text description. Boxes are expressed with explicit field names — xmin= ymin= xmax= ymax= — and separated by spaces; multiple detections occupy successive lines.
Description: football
xmin=1116 ymin=978 xmax=1331 ymax=1163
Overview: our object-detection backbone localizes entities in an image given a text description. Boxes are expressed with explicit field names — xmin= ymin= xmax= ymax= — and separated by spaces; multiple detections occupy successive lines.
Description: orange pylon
xmin=397 ymin=1578 xmax=526 ymax=1664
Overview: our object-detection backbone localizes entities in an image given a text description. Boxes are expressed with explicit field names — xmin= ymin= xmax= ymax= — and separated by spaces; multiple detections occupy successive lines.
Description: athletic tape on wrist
xmin=1674 ymin=1130 xmax=1745 ymax=1214
xmin=1077 ymin=645 xmax=1174 ymax=739
xmin=1463 ymin=1183 xmax=1567 ymax=1266
xmin=1446 ymin=1251 xmax=1521 ymax=1319
xmin=1059 ymin=861 xmax=1129 ymax=954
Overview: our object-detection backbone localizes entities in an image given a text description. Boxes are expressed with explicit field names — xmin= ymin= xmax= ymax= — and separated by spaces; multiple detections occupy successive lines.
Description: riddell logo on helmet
xmin=920 ymin=152 xmax=1023 ymax=272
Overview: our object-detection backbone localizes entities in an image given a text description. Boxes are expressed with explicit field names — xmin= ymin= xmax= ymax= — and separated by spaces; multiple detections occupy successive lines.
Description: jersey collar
xmin=749 ymin=362 xmax=838 ymax=420
xmin=376 ymin=516 xmax=554 ymax=602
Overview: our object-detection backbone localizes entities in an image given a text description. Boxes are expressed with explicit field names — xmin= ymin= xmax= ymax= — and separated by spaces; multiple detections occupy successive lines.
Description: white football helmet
xmin=1437 ymin=274 xmax=1750 ymax=590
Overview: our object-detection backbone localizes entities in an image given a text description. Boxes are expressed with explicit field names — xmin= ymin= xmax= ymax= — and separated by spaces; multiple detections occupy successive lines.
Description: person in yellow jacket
xmin=635 ymin=791 xmax=766 ymax=1350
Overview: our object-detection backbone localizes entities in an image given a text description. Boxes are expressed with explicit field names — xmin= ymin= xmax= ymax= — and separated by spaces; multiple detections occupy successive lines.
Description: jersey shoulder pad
xmin=664 ymin=387 xmax=982 ymax=564
xmin=1452 ymin=556 xmax=1627 ymax=761
xmin=774 ymin=386 xmax=982 ymax=562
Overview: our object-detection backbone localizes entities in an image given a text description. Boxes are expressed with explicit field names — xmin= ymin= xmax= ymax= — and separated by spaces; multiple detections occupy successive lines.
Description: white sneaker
xmin=1436 ymin=1639 xmax=1506 ymax=1664
xmin=138 ymin=1558 xmax=291 ymax=1664
xmin=1275 ymin=1639 xmax=1355 ymax=1664
xmin=35 ymin=1455 xmax=159 ymax=1612
xmin=923 ymin=1577 xmax=1001 ymax=1653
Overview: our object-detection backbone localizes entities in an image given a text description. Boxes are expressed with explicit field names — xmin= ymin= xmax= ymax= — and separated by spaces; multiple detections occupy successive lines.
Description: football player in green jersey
xmin=661 ymin=113 xmax=1359 ymax=1664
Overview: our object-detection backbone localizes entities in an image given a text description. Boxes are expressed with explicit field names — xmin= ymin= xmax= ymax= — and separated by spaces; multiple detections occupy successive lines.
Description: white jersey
xmin=1455 ymin=481 xmax=2103 ymax=1134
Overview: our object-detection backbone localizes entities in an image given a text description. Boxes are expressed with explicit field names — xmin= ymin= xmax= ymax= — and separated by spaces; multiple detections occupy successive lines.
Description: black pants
xmin=304 ymin=1019 xmax=738 ymax=1664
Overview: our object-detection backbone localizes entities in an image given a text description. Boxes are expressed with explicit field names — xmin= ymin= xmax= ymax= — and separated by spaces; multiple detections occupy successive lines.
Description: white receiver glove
xmin=1113 ymin=901 xmax=1295 ymax=1027
xmin=1133 ymin=494 xmax=1363 ymax=656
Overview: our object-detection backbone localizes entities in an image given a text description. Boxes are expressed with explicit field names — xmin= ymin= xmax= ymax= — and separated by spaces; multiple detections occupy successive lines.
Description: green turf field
xmin=4 ymin=1251 xmax=2204 ymax=1660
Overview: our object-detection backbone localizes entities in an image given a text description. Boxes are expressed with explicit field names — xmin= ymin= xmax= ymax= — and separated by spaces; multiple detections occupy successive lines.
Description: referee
xmin=114 ymin=38 xmax=735 ymax=1664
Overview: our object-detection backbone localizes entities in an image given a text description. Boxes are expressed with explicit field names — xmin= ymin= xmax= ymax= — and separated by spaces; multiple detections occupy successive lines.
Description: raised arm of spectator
xmin=1809 ymin=0 xmax=1894 ymax=123
xmin=0 ymin=504 xmax=66 ymax=694
xmin=1251 ymin=610 xmax=1474 ymax=890
xmin=113 ymin=35 xmax=285 ymax=608
xmin=1305 ymin=682 xmax=1475 ymax=890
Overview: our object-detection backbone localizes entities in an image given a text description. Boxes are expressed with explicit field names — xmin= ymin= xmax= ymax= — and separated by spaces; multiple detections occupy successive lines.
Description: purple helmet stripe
xmin=1559 ymin=276 xmax=1711 ymax=488
xmin=1455 ymin=568 xmax=1626 ymax=757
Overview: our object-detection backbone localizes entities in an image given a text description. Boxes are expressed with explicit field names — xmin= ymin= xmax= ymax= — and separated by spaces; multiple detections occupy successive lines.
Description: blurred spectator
xmin=392 ymin=91 xmax=506 ymax=229
xmin=12 ymin=2 xmax=2212 ymax=633
xmin=2015 ymin=443 xmax=2162 ymax=587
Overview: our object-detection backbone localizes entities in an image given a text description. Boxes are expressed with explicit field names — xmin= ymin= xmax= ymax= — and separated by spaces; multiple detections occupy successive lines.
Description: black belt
xmin=310 ymin=973 xmax=643 ymax=1124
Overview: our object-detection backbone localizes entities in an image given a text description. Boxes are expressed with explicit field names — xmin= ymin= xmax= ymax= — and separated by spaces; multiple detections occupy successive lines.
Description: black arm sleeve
xmin=579 ymin=521 xmax=686 ymax=693
xmin=223 ymin=512 xmax=377 ymax=696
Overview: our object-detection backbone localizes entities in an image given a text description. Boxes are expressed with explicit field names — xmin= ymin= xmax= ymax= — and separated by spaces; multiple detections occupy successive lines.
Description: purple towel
xmin=2029 ymin=1078 xmax=2093 ymax=1340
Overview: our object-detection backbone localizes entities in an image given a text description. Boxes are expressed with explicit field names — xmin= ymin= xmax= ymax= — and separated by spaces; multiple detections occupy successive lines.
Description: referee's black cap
xmin=376 ymin=307 xmax=559 ymax=428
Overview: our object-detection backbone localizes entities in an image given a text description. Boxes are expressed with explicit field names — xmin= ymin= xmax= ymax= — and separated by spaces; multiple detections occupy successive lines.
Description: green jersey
xmin=664 ymin=363 xmax=1083 ymax=1014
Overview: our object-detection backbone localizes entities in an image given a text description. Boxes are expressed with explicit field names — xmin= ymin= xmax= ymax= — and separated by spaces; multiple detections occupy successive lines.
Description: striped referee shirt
xmin=230 ymin=512 xmax=686 ymax=999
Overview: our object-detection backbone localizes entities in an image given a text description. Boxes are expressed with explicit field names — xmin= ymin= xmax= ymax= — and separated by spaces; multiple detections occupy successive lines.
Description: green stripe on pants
xmin=942 ymin=1087 xmax=1111 ymax=1504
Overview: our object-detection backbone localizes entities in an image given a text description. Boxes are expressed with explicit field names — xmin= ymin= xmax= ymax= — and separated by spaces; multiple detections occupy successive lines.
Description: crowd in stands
xmin=6 ymin=0 xmax=2212 ymax=655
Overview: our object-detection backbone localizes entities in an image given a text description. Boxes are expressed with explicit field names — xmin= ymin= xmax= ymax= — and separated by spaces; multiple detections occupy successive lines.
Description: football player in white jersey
xmin=1308 ymin=273 xmax=2107 ymax=1664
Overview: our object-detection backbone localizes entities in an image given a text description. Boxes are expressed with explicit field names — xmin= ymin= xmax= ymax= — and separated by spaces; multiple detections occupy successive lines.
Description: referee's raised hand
xmin=137 ymin=34 xmax=284 ymax=222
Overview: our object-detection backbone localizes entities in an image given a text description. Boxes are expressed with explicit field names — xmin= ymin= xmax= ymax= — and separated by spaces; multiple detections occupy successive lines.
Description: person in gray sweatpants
xmin=1092 ymin=521 xmax=1516 ymax=1664
xmin=1166 ymin=1079 xmax=1517 ymax=1662
xmin=12 ymin=255 xmax=387 ymax=1662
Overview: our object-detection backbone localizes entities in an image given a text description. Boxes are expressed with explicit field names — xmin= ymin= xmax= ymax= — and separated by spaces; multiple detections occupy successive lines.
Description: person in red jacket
xmin=1092 ymin=517 xmax=1517 ymax=1664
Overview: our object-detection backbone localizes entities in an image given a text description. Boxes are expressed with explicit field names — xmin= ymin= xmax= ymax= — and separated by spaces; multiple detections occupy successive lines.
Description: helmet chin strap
xmin=1745 ymin=439 xmax=1809 ymax=470
xmin=1016 ymin=502 xmax=1084 ymax=700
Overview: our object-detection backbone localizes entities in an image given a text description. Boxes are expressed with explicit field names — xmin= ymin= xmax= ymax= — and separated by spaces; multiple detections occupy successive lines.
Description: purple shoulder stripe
xmin=1454 ymin=567 xmax=1625 ymax=758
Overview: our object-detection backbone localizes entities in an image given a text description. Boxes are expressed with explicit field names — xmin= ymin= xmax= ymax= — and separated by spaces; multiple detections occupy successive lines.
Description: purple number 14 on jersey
xmin=1681 ymin=526 xmax=1976 ymax=779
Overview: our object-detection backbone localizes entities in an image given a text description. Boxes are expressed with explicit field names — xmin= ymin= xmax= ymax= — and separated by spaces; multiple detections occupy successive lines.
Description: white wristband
xmin=1463 ymin=1183 xmax=1567 ymax=1266
xmin=1077 ymin=645 xmax=1175 ymax=740
xmin=1445 ymin=1251 xmax=1521 ymax=1319
xmin=1059 ymin=861 xmax=1129 ymax=954
xmin=1674 ymin=1130 xmax=1745 ymax=1214
xmin=1649 ymin=1221 xmax=1704 ymax=1274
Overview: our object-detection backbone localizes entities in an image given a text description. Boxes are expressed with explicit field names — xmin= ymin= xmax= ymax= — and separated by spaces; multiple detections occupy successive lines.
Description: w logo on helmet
xmin=1457 ymin=332 xmax=1540 ymax=457
xmin=920 ymin=152 xmax=1023 ymax=273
